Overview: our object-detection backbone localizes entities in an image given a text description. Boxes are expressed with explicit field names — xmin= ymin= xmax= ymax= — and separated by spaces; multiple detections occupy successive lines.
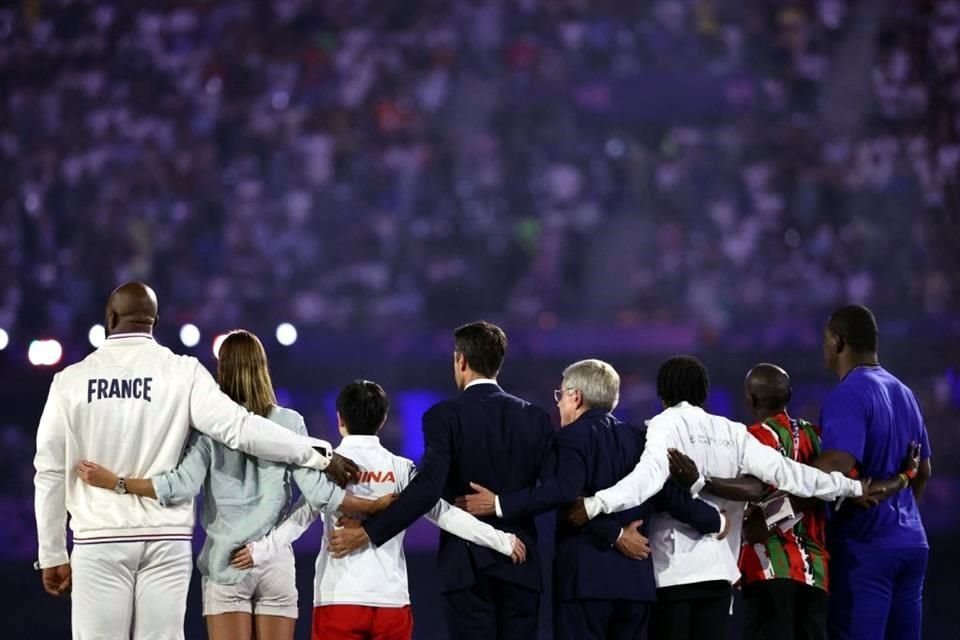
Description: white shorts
xmin=71 ymin=539 xmax=192 ymax=640
xmin=202 ymin=545 xmax=298 ymax=619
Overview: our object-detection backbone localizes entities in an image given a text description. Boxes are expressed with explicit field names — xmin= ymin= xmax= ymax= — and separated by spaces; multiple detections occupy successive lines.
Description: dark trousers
xmin=827 ymin=545 xmax=927 ymax=640
xmin=650 ymin=581 xmax=731 ymax=640
xmin=743 ymin=580 xmax=827 ymax=640
xmin=555 ymin=598 xmax=651 ymax=640
xmin=442 ymin=572 xmax=540 ymax=640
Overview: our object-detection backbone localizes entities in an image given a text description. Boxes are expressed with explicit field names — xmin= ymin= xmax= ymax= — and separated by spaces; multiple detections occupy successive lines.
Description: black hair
xmin=453 ymin=321 xmax=507 ymax=378
xmin=828 ymin=305 xmax=879 ymax=354
xmin=336 ymin=379 xmax=389 ymax=436
xmin=657 ymin=356 xmax=710 ymax=407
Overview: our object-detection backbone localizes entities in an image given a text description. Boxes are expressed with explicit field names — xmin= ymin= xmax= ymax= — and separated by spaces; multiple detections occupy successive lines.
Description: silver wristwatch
xmin=114 ymin=477 xmax=127 ymax=495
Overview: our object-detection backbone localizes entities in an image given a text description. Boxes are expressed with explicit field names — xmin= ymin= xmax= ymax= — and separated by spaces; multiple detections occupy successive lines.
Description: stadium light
xmin=605 ymin=137 xmax=626 ymax=158
xmin=180 ymin=324 xmax=200 ymax=348
xmin=28 ymin=339 xmax=63 ymax=367
xmin=88 ymin=324 xmax=106 ymax=348
xmin=272 ymin=91 xmax=290 ymax=110
xmin=0 ymin=328 xmax=8 ymax=351
xmin=212 ymin=333 xmax=227 ymax=359
xmin=276 ymin=322 xmax=297 ymax=346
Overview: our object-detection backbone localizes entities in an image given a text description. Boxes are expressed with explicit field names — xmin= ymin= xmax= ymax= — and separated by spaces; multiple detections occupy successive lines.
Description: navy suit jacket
xmin=498 ymin=408 xmax=722 ymax=602
xmin=363 ymin=383 xmax=555 ymax=593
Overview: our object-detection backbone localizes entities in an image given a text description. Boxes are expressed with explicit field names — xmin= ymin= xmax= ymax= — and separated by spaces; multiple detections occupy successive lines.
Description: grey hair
xmin=562 ymin=359 xmax=620 ymax=412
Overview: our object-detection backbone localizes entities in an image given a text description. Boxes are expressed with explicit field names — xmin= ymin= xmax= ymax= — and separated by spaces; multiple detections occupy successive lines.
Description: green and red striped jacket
xmin=738 ymin=412 xmax=829 ymax=592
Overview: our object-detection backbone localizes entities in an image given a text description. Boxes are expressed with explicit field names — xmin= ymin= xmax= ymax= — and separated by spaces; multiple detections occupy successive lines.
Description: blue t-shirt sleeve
xmin=820 ymin=386 xmax=867 ymax=464
xmin=911 ymin=391 xmax=933 ymax=461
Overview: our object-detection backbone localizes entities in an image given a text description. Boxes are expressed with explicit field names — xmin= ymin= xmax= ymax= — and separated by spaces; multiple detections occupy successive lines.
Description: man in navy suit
xmin=458 ymin=359 xmax=727 ymax=639
xmin=327 ymin=321 xmax=554 ymax=639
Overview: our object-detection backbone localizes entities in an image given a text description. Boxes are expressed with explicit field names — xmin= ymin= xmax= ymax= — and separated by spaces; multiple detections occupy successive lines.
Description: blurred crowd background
xmin=1 ymin=0 xmax=958 ymax=638
xmin=3 ymin=0 xmax=959 ymax=334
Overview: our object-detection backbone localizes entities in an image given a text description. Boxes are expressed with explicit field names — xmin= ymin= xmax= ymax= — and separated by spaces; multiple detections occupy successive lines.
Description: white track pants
xmin=71 ymin=540 xmax=193 ymax=640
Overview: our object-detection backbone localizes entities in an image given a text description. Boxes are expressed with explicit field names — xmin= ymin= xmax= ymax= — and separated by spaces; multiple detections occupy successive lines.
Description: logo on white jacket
xmin=357 ymin=470 xmax=397 ymax=483
xmin=87 ymin=377 xmax=153 ymax=403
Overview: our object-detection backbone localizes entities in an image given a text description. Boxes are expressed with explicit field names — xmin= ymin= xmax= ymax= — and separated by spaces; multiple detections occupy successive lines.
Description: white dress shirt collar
xmin=464 ymin=378 xmax=498 ymax=390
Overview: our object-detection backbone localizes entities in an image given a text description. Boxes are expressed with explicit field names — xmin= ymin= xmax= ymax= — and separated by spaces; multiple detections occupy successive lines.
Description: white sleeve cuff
xmin=494 ymin=496 xmax=503 ymax=518
xmin=714 ymin=512 xmax=727 ymax=537
xmin=37 ymin=552 xmax=70 ymax=569
xmin=305 ymin=438 xmax=333 ymax=470
xmin=502 ymin=533 xmax=517 ymax=556
xmin=690 ymin=474 xmax=707 ymax=497
xmin=584 ymin=496 xmax=603 ymax=520
xmin=849 ymin=476 xmax=863 ymax=497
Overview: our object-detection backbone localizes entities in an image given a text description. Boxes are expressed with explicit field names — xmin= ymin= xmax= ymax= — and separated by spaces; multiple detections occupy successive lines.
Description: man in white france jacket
xmin=33 ymin=282 xmax=358 ymax=640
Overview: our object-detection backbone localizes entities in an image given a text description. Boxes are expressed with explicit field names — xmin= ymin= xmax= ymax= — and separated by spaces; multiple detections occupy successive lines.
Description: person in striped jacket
xmin=734 ymin=364 xmax=831 ymax=640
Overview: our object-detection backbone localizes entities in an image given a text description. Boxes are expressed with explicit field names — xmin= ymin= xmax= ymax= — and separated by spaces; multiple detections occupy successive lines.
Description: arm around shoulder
xmin=363 ymin=405 xmax=454 ymax=545
xmin=499 ymin=425 xmax=587 ymax=519
xmin=740 ymin=432 xmax=862 ymax=500
xmin=591 ymin=421 xmax=673 ymax=516
xmin=426 ymin=499 xmax=516 ymax=557
xmin=291 ymin=466 xmax=347 ymax=513
xmin=187 ymin=361 xmax=332 ymax=469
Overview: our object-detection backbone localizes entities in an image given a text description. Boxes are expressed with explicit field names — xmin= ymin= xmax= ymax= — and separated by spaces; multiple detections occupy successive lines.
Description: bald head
xmin=106 ymin=282 xmax=158 ymax=335
xmin=744 ymin=363 xmax=791 ymax=416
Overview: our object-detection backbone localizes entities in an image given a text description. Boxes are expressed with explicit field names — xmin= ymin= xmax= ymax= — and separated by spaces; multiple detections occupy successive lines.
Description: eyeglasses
xmin=554 ymin=389 xmax=575 ymax=403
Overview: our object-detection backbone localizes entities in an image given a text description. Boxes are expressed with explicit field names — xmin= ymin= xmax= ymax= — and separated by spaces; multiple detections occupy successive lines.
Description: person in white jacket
xmin=33 ymin=282 xmax=358 ymax=640
xmin=230 ymin=379 xmax=526 ymax=640
xmin=566 ymin=355 xmax=867 ymax=640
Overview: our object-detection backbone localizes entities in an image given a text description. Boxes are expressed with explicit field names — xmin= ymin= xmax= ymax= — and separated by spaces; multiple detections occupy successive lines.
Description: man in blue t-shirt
xmin=818 ymin=304 xmax=932 ymax=640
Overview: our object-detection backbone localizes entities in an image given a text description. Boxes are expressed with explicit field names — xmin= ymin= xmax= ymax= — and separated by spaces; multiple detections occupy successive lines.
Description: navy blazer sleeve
xmin=651 ymin=481 xmax=722 ymax=534
xmin=498 ymin=424 xmax=588 ymax=519
xmin=583 ymin=514 xmax=623 ymax=548
xmin=498 ymin=421 xmax=621 ymax=547
xmin=363 ymin=405 xmax=452 ymax=546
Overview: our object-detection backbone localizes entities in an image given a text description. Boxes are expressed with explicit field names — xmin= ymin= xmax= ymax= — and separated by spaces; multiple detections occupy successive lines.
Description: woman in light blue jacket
xmin=77 ymin=330 xmax=388 ymax=640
